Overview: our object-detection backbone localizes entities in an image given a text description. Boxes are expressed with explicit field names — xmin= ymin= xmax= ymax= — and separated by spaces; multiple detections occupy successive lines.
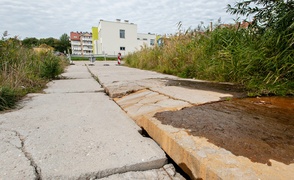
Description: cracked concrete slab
xmin=115 ymin=89 xmax=191 ymax=118
xmin=86 ymin=61 xmax=177 ymax=98
xmin=87 ymin=61 xmax=294 ymax=179
xmin=86 ymin=61 xmax=176 ymax=86
xmin=114 ymin=89 xmax=294 ymax=180
xmin=60 ymin=63 xmax=93 ymax=79
xmin=0 ymin=129 xmax=36 ymax=179
xmin=151 ymin=86 xmax=233 ymax=105
xmin=0 ymin=63 xmax=168 ymax=179
xmin=44 ymin=79 xmax=103 ymax=94
xmin=99 ymin=164 xmax=185 ymax=180
xmin=1 ymin=93 xmax=167 ymax=179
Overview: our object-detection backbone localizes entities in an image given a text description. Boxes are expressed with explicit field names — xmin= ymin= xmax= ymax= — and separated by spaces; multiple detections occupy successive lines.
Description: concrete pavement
xmin=0 ymin=63 xmax=183 ymax=179
xmin=87 ymin=61 xmax=294 ymax=180
xmin=2 ymin=60 xmax=293 ymax=179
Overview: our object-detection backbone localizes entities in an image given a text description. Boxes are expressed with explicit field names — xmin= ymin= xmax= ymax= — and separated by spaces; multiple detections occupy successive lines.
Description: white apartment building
xmin=70 ymin=32 xmax=93 ymax=55
xmin=93 ymin=19 xmax=156 ymax=56
xmin=137 ymin=33 xmax=156 ymax=48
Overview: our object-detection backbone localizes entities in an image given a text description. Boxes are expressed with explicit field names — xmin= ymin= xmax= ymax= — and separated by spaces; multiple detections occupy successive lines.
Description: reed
xmin=124 ymin=25 xmax=293 ymax=96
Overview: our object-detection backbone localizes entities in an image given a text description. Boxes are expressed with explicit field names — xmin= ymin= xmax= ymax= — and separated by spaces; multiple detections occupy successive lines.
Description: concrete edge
xmin=131 ymin=114 xmax=221 ymax=179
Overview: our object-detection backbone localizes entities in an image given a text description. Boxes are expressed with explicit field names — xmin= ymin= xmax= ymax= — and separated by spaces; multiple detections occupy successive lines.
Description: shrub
xmin=0 ymin=37 xmax=67 ymax=111
xmin=0 ymin=87 xmax=17 ymax=111
xmin=39 ymin=52 xmax=64 ymax=79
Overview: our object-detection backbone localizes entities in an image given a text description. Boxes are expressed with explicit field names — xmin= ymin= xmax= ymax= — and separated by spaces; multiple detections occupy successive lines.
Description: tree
xmin=227 ymin=0 xmax=294 ymax=34
xmin=227 ymin=0 xmax=294 ymax=91
xmin=39 ymin=37 xmax=57 ymax=49
xmin=226 ymin=0 xmax=293 ymax=52
xmin=56 ymin=33 xmax=71 ymax=53
xmin=22 ymin=37 xmax=39 ymax=48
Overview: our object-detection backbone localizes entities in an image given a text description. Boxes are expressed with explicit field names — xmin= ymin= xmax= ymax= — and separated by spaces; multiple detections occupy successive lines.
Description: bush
xmin=0 ymin=37 xmax=68 ymax=111
xmin=39 ymin=52 xmax=64 ymax=79
xmin=0 ymin=87 xmax=17 ymax=111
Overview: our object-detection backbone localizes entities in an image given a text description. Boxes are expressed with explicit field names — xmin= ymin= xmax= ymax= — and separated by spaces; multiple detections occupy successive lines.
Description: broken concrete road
xmin=87 ymin=61 xmax=294 ymax=179
xmin=0 ymin=63 xmax=184 ymax=179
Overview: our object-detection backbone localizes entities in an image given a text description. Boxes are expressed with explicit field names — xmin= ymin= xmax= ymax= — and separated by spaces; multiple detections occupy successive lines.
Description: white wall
xmin=93 ymin=40 xmax=99 ymax=54
xmin=137 ymin=33 xmax=156 ymax=49
xmin=71 ymin=40 xmax=82 ymax=55
xmin=98 ymin=20 xmax=138 ymax=56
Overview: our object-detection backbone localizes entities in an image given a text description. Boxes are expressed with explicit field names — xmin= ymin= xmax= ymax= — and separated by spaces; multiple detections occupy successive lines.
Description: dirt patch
xmin=154 ymin=97 xmax=294 ymax=165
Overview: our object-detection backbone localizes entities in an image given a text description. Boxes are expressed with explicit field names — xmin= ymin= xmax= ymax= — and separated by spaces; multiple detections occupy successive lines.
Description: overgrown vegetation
xmin=125 ymin=0 xmax=293 ymax=96
xmin=0 ymin=36 xmax=68 ymax=111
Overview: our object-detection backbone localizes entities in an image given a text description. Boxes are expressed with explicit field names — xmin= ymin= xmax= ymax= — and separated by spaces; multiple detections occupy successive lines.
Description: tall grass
xmin=125 ymin=26 xmax=293 ymax=96
xmin=0 ymin=38 xmax=68 ymax=110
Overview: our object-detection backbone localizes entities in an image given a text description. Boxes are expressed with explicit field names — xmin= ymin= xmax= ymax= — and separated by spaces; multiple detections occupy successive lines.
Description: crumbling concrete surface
xmin=0 ymin=129 xmax=37 ymax=179
xmin=0 ymin=63 xmax=175 ymax=179
xmin=100 ymin=164 xmax=185 ymax=180
xmin=114 ymin=89 xmax=294 ymax=180
xmin=87 ymin=61 xmax=294 ymax=180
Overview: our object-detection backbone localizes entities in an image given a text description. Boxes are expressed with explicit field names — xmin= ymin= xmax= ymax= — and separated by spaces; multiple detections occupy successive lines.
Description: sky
xmin=0 ymin=0 xmax=245 ymax=40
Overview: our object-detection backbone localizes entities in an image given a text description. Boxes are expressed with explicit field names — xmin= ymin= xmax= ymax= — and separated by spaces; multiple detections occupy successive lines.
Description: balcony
xmin=71 ymin=42 xmax=81 ymax=45
xmin=83 ymin=46 xmax=92 ymax=50
xmin=81 ymin=38 xmax=92 ymax=41
xmin=82 ymin=42 xmax=92 ymax=46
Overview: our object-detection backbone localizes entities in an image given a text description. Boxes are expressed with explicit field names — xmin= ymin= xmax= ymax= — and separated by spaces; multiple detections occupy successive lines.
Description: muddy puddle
xmin=154 ymin=97 xmax=294 ymax=165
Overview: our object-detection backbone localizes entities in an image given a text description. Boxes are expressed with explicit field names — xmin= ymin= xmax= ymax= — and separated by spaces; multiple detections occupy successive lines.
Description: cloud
xmin=0 ymin=0 xmax=241 ymax=39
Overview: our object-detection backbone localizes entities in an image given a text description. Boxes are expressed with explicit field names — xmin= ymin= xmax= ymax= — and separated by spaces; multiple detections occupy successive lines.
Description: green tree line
xmin=21 ymin=33 xmax=71 ymax=53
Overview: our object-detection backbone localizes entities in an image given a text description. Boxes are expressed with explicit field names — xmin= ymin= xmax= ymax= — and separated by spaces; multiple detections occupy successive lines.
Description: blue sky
xmin=0 ymin=0 xmax=244 ymax=39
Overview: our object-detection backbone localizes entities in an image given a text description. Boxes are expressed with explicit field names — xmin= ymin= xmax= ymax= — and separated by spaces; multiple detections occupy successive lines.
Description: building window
xmin=137 ymin=38 xmax=140 ymax=40
xmin=120 ymin=29 xmax=125 ymax=38
xmin=150 ymin=39 xmax=155 ymax=46
xmin=120 ymin=47 xmax=125 ymax=51
xmin=143 ymin=38 xmax=147 ymax=40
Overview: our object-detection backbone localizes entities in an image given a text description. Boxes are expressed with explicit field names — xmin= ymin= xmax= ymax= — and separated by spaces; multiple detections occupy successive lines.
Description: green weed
xmin=0 ymin=37 xmax=68 ymax=111
xmin=124 ymin=25 xmax=293 ymax=96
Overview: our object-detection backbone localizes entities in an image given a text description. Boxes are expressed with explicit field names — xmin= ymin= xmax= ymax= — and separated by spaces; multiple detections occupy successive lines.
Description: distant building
xmin=71 ymin=20 xmax=157 ymax=56
xmin=70 ymin=31 xmax=93 ymax=55
xmin=92 ymin=19 xmax=156 ymax=56
xmin=220 ymin=21 xmax=251 ymax=29
xmin=137 ymin=33 xmax=156 ymax=48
